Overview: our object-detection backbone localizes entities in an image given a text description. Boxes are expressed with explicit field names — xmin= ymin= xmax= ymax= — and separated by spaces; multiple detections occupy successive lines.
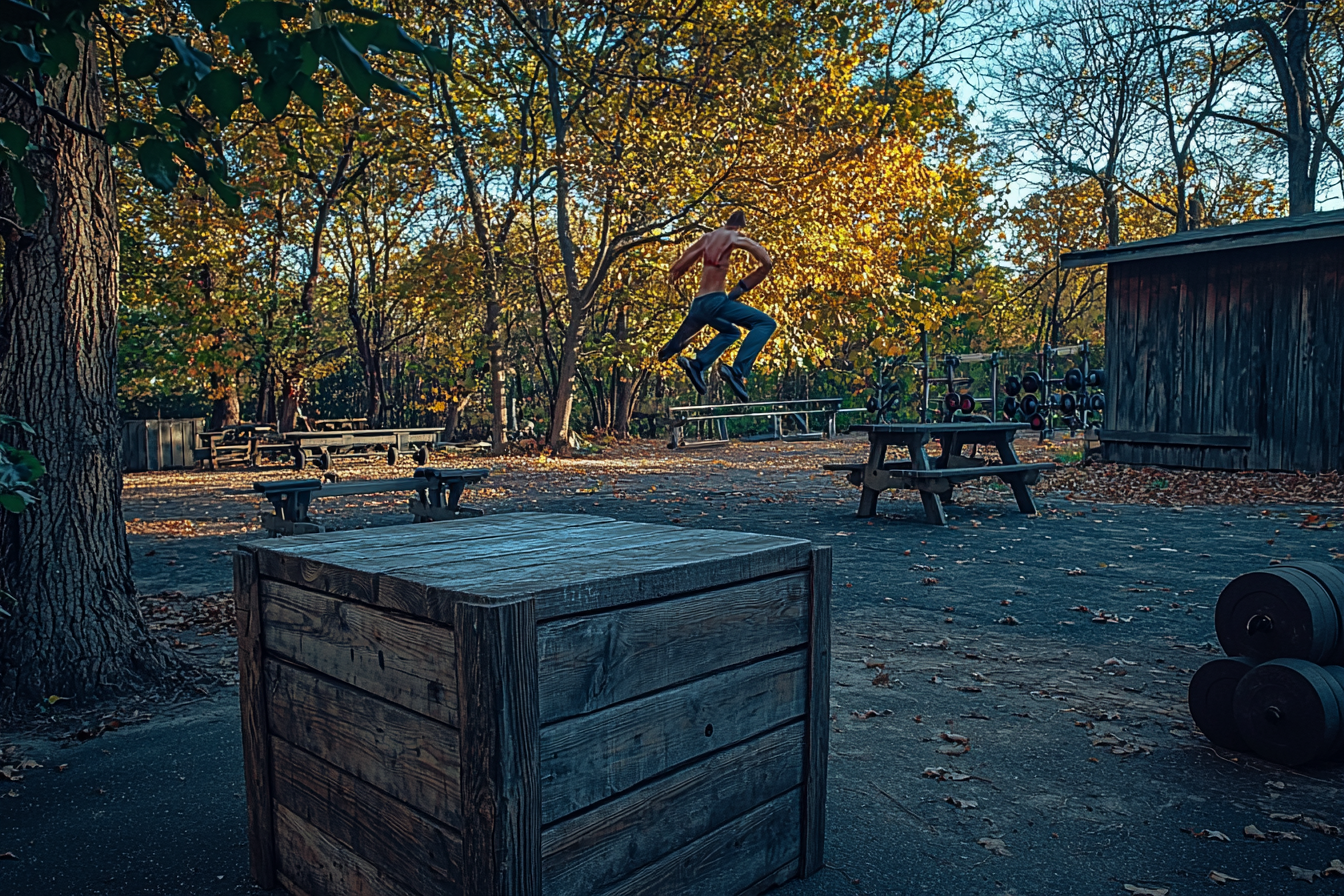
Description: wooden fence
xmin=122 ymin=418 xmax=205 ymax=472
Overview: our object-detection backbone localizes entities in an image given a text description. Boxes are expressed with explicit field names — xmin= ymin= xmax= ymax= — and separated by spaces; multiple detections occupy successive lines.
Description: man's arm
xmin=668 ymin=235 xmax=706 ymax=283
xmin=727 ymin=235 xmax=773 ymax=299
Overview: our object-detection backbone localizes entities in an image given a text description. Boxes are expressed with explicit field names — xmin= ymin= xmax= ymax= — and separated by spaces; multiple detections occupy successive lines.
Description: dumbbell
xmin=1020 ymin=394 xmax=1040 ymax=416
xmin=1003 ymin=396 xmax=1019 ymax=418
xmin=944 ymin=392 xmax=961 ymax=412
xmin=1062 ymin=368 xmax=1084 ymax=391
xmin=1086 ymin=368 xmax=1106 ymax=388
xmin=1028 ymin=412 xmax=1046 ymax=430
xmin=1021 ymin=371 xmax=1043 ymax=394
xmin=1003 ymin=375 xmax=1022 ymax=396
xmin=1215 ymin=565 xmax=1344 ymax=664
xmin=959 ymin=394 xmax=976 ymax=413
xmin=1234 ymin=658 xmax=1344 ymax=766
xmin=1088 ymin=393 xmax=1106 ymax=412
xmin=865 ymin=395 xmax=880 ymax=413
xmin=1059 ymin=392 xmax=1078 ymax=415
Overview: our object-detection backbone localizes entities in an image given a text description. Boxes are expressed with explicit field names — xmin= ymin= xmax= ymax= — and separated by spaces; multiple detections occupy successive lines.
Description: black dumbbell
xmin=1089 ymin=392 xmax=1106 ymax=412
xmin=1188 ymin=657 xmax=1257 ymax=752
xmin=959 ymin=394 xmax=976 ymax=413
xmin=1003 ymin=396 xmax=1019 ymax=417
xmin=1021 ymin=371 xmax=1043 ymax=393
xmin=1060 ymin=393 xmax=1078 ymax=414
xmin=1062 ymin=368 xmax=1084 ymax=391
xmin=1003 ymin=375 xmax=1021 ymax=396
xmin=944 ymin=392 xmax=961 ymax=412
xmin=865 ymin=395 xmax=879 ymax=413
xmin=1086 ymin=368 xmax=1106 ymax=388
xmin=1234 ymin=658 xmax=1344 ymax=766
xmin=1029 ymin=413 xmax=1046 ymax=430
xmin=1020 ymin=394 xmax=1040 ymax=416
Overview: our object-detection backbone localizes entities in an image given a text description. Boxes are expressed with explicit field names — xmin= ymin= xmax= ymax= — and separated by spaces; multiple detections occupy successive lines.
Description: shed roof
xmin=1059 ymin=209 xmax=1344 ymax=269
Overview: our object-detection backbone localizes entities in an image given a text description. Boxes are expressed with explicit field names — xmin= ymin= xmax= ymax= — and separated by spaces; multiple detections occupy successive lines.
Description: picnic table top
xmin=279 ymin=426 xmax=443 ymax=441
xmin=849 ymin=422 xmax=1023 ymax=435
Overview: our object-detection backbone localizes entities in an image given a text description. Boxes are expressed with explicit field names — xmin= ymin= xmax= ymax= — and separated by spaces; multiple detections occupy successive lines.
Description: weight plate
xmin=1060 ymin=393 xmax=1077 ymax=414
xmin=1003 ymin=376 xmax=1021 ymax=396
xmin=386 ymin=446 xmax=399 ymax=466
xmin=415 ymin=445 xmax=430 ymax=466
xmin=1234 ymin=658 xmax=1344 ymax=766
xmin=1003 ymin=396 xmax=1019 ymax=417
xmin=1089 ymin=393 xmax=1106 ymax=412
xmin=1188 ymin=657 xmax=1256 ymax=751
xmin=1063 ymin=368 xmax=1084 ymax=391
xmin=1325 ymin=666 xmax=1344 ymax=756
xmin=1029 ymin=413 xmax=1045 ymax=430
xmin=292 ymin=447 xmax=307 ymax=472
xmin=1021 ymin=395 xmax=1040 ymax=416
xmin=959 ymin=394 xmax=975 ymax=413
xmin=1087 ymin=368 xmax=1106 ymax=388
xmin=317 ymin=448 xmax=332 ymax=471
xmin=1022 ymin=372 xmax=1042 ymax=394
xmin=944 ymin=392 xmax=960 ymax=411
xmin=1280 ymin=561 xmax=1344 ymax=663
xmin=1215 ymin=567 xmax=1340 ymax=662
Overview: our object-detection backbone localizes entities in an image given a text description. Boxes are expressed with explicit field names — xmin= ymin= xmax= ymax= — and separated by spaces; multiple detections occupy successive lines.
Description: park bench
xmin=194 ymin=424 xmax=278 ymax=470
xmin=251 ymin=467 xmax=490 ymax=536
xmin=668 ymin=397 xmax=841 ymax=448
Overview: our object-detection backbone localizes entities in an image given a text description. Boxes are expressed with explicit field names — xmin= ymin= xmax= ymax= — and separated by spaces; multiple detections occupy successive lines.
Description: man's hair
xmin=725 ymin=209 xmax=746 ymax=229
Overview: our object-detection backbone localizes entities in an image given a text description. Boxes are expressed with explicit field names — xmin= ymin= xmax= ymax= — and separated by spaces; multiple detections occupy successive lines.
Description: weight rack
xmin=1000 ymin=341 xmax=1105 ymax=441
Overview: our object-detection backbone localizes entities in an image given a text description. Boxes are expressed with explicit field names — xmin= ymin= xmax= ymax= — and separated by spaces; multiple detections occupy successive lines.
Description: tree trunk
xmin=208 ymin=374 xmax=241 ymax=430
xmin=0 ymin=37 xmax=168 ymax=715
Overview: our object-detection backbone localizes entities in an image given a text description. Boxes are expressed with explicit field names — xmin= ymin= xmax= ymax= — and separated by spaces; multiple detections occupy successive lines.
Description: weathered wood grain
xmin=456 ymin=599 xmax=542 ymax=896
xmin=537 ymin=572 xmax=810 ymax=723
xmin=738 ymin=860 xmax=803 ymax=896
xmin=541 ymin=723 xmax=804 ymax=896
xmin=801 ymin=546 xmax=831 ymax=878
xmin=234 ymin=550 xmax=277 ymax=888
xmin=271 ymin=737 xmax=463 ymax=896
xmin=586 ymin=788 xmax=802 ymax=896
xmin=266 ymin=658 xmax=462 ymax=829
xmin=261 ymin=579 xmax=458 ymax=727
xmin=274 ymin=803 xmax=420 ymax=896
xmin=257 ymin=510 xmax=604 ymax=554
xmin=540 ymin=650 xmax=807 ymax=824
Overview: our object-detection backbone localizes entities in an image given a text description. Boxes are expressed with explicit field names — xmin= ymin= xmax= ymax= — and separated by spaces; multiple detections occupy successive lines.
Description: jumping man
xmin=658 ymin=210 xmax=776 ymax=402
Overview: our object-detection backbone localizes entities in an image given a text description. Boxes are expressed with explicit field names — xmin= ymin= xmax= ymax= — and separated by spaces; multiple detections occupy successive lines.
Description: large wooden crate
xmin=234 ymin=512 xmax=830 ymax=896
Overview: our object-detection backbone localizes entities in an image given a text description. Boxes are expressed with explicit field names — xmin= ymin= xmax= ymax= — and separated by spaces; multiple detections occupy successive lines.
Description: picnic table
xmin=825 ymin=422 xmax=1055 ymax=525
xmin=251 ymin=466 xmax=490 ymax=536
xmin=279 ymin=427 xmax=443 ymax=471
xmin=195 ymin=424 xmax=277 ymax=470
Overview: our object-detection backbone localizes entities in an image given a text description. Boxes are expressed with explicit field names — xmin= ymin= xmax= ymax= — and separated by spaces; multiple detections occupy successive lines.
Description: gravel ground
xmin=4 ymin=434 xmax=1344 ymax=896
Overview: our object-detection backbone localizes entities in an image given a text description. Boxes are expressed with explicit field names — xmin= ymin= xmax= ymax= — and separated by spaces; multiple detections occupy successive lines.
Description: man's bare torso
xmin=693 ymin=228 xmax=738 ymax=296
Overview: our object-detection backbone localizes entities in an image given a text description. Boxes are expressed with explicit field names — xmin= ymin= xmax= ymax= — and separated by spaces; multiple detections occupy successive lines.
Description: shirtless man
xmin=657 ymin=210 xmax=776 ymax=402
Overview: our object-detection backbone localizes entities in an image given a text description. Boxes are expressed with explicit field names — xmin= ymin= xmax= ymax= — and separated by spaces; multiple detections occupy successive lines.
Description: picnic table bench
xmin=251 ymin=467 xmax=490 ymax=536
xmin=194 ymin=425 xmax=278 ymax=470
xmin=280 ymin=427 xmax=443 ymax=471
xmin=825 ymin=422 xmax=1054 ymax=525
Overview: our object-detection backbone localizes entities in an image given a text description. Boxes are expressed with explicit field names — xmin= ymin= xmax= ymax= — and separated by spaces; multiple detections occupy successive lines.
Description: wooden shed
xmin=1061 ymin=210 xmax=1344 ymax=472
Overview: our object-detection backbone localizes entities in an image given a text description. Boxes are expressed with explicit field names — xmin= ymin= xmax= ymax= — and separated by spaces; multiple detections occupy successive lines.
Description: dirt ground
xmin=5 ymin=433 xmax=1344 ymax=895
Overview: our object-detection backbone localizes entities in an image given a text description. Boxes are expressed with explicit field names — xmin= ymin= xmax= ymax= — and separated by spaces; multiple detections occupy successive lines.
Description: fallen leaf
xmin=941 ymin=731 xmax=970 ymax=744
xmin=0 ymin=852 xmax=16 ymax=860
xmin=1244 ymin=825 xmax=1268 ymax=841
xmin=864 ymin=658 xmax=885 ymax=668
xmin=997 ymin=615 xmax=1021 ymax=625
xmin=872 ymin=671 xmax=891 ymax=688
xmin=977 ymin=837 xmax=1012 ymax=856
xmin=1323 ymin=859 xmax=1344 ymax=877
xmin=1189 ymin=829 xmax=1231 ymax=842
xmin=938 ymin=743 xmax=970 ymax=755
xmin=1270 ymin=813 xmax=1344 ymax=837
xmin=944 ymin=796 xmax=977 ymax=809
xmin=1209 ymin=870 xmax=1241 ymax=884
xmin=1123 ymin=886 xmax=1169 ymax=896
xmin=1290 ymin=866 xmax=1321 ymax=882
xmin=921 ymin=577 xmax=939 ymax=586
xmin=922 ymin=766 xmax=971 ymax=782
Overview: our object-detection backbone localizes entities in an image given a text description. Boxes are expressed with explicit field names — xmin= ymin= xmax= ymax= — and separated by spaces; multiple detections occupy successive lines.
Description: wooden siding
xmin=122 ymin=418 xmax=205 ymax=472
xmin=1104 ymin=235 xmax=1344 ymax=471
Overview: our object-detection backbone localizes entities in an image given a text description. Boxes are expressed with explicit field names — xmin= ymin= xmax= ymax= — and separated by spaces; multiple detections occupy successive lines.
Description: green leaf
xmin=422 ymin=46 xmax=452 ymax=74
xmin=195 ymin=69 xmax=244 ymax=121
xmin=157 ymin=62 xmax=198 ymax=106
xmin=342 ymin=19 xmax=423 ymax=56
xmin=122 ymin=35 xmax=165 ymax=79
xmin=5 ymin=158 xmax=45 ymax=225
xmin=188 ymin=0 xmax=228 ymax=27
xmin=0 ymin=121 xmax=30 ymax=159
xmin=166 ymin=36 xmax=213 ymax=80
xmin=205 ymin=167 xmax=241 ymax=209
xmin=311 ymin=26 xmax=374 ymax=104
xmin=0 ymin=39 xmax=41 ymax=69
xmin=0 ymin=0 xmax=48 ymax=25
xmin=0 ymin=493 xmax=27 ymax=513
xmin=105 ymin=118 xmax=156 ymax=145
xmin=251 ymin=76 xmax=291 ymax=120
xmin=173 ymin=143 xmax=209 ymax=179
xmin=137 ymin=139 xmax=180 ymax=191
xmin=217 ymin=1 xmax=305 ymax=40
xmin=0 ymin=415 xmax=34 ymax=434
xmin=39 ymin=30 xmax=79 ymax=77
xmin=291 ymin=75 xmax=324 ymax=119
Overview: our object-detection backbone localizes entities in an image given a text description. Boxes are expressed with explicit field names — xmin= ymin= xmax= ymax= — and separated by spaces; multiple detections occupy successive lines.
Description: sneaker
xmin=717 ymin=364 xmax=750 ymax=402
xmin=676 ymin=356 xmax=707 ymax=395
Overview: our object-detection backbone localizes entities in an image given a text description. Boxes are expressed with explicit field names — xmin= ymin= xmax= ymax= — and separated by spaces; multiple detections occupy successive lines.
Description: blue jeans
xmin=660 ymin=291 xmax=777 ymax=378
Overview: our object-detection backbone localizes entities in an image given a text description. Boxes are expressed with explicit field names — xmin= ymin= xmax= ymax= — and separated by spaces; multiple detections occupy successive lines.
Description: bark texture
xmin=0 ymin=39 xmax=167 ymax=715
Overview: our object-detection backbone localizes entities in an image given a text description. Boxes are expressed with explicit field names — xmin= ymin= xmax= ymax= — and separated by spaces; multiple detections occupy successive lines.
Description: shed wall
xmin=1104 ymin=236 xmax=1344 ymax=471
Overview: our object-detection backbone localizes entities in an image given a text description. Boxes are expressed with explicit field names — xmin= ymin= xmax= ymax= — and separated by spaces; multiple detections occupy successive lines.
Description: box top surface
xmin=241 ymin=512 xmax=813 ymax=621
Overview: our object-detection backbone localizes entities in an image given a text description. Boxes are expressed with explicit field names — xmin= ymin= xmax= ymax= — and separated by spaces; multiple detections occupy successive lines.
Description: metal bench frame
xmin=252 ymin=467 xmax=490 ymax=536
xmin=668 ymin=398 xmax=841 ymax=449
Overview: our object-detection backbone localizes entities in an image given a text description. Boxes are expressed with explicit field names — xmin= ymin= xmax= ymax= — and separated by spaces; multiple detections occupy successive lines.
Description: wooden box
xmin=234 ymin=512 xmax=830 ymax=896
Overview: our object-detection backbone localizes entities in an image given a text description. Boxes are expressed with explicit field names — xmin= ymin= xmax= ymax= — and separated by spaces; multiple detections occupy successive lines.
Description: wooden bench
xmin=252 ymin=467 xmax=490 ymax=536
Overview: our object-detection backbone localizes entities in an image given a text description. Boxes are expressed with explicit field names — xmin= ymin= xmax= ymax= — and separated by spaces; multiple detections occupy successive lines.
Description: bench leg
xmin=857 ymin=486 xmax=880 ymax=518
xmin=1003 ymin=473 xmax=1038 ymax=515
xmin=918 ymin=489 xmax=947 ymax=525
xmin=856 ymin=437 xmax=889 ymax=518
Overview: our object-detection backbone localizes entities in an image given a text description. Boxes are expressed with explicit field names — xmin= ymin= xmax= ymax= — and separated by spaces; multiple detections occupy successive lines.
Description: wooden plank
xmin=261 ymin=579 xmax=459 ymax=727
xmin=541 ymin=723 xmax=803 ymax=896
xmin=253 ymin=511 xmax=614 ymax=557
xmin=275 ymin=804 xmax=420 ymax=896
xmin=739 ymin=860 xmax=803 ymax=896
xmin=266 ymin=658 xmax=462 ymax=829
xmin=271 ymin=737 xmax=463 ymax=896
xmin=419 ymin=531 xmax=813 ymax=621
xmin=801 ymin=546 xmax=831 ymax=878
xmin=455 ymin=598 xmax=542 ymax=896
xmin=540 ymin=650 xmax=807 ymax=824
xmin=540 ymin=720 xmax=801 ymax=896
xmin=146 ymin=420 xmax=162 ymax=472
xmin=537 ymin=571 xmax=810 ymax=723
xmin=234 ymin=550 xmax=278 ymax=888
xmin=1097 ymin=431 xmax=1251 ymax=448
xmin=588 ymin=789 xmax=802 ymax=896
